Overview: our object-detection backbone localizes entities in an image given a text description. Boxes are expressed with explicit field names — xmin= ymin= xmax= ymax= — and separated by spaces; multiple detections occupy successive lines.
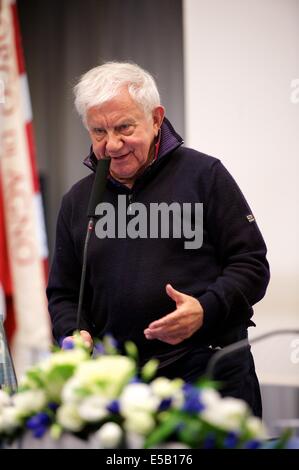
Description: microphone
xmin=76 ymin=158 xmax=110 ymax=331
xmin=87 ymin=157 xmax=111 ymax=218
xmin=205 ymin=329 xmax=299 ymax=380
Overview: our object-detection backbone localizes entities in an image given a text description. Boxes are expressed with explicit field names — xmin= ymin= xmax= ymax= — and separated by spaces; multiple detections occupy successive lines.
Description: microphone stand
xmin=205 ymin=328 xmax=299 ymax=380
xmin=76 ymin=218 xmax=95 ymax=330
xmin=76 ymin=158 xmax=110 ymax=331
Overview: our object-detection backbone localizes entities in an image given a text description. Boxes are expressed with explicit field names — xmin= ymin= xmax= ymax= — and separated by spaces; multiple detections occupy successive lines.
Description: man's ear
xmin=152 ymin=106 xmax=165 ymax=135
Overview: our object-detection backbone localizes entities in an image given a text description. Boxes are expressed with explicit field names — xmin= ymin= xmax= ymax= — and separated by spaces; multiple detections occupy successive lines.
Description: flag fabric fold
xmin=0 ymin=0 xmax=51 ymax=378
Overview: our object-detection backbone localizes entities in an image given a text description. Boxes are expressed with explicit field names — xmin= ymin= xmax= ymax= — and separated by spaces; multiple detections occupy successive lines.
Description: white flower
xmin=56 ymin=403 xmax=84 ymax=432
xmin=201 ymin=397 xmax=249 ymax=431
xmin=245 ymin=416 xmax=268 ymax=439
xmin=74 ymin=356 xmax=135 ymax=398
xmin=78 ymin=395 xmax=108 ymax=422
xmin=0 ymin=390 xmax=11 ymax=409
xmin=40 ymin=349 xmax=89 ymax=371
xmin=149 ymin=376 xmax=185 ymax=410
xmin=119 ymin=383 xmax=159 ymax=416
xmin=125 ymin=431 xmax=145 ymax=449
xmin=95 ymin=422 xmax=123 ymax=448
xmin=0 ymin=406 xmax=20 ymax=433
xmin=12 ymin=390 xmax=46 ymax=417
xmin=200 ymin=388 xmax=221 ymax=408
xmin=119 ymin=384 xmax=159 ymax=437
xmin=124 ymin=411 xmax=156 ymax=436
xmin=18 ymin=349 xmax=89 ymax=402
xmin=151 ymin=377 xmax=184 ymax=399
xmin=61 ymin=377 xmax=82 ymax=404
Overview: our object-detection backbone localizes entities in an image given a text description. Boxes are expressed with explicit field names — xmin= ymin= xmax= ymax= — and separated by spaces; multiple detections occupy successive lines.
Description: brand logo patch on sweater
xmin=246 ymin=214 xmax=255 ymax=223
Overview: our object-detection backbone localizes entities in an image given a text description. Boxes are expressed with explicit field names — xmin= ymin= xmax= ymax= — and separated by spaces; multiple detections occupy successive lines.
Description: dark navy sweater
xmin=47 ymin=119 xmax=270 ymax=364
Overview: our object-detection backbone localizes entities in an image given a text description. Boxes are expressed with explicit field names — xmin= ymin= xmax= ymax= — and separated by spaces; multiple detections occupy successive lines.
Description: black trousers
xmin=156 ymin=342 xmax=262 ymax=418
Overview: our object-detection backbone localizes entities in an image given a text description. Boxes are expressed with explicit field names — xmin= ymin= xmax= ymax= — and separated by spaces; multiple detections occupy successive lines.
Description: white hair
xmin=74 ymin=62 xmax=161 ymax=127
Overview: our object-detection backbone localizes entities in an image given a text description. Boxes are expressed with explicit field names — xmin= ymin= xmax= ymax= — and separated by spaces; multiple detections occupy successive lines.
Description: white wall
xmin=183 ymin=0 xmax=299 ymax=385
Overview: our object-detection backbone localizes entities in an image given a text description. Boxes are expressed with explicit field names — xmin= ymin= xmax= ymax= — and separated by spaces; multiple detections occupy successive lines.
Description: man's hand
xmin=62 ymin=330 xmax=93 ymax=349
xmin=144 ymin=284 xmax=204 ymax=345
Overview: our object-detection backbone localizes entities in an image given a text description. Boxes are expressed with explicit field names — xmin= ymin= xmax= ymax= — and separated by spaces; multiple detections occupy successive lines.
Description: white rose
xmin=56 ymin=403 xmax=84 ymax=432
xmin=61 ymin=377 xmax=82 ymax=403
xmin=124 ymin=411 xmax=156 ymax=436
xmin=0 ymin=406 xmax=20 ymax=433
xmin=119 ymin=383 xmax=159 ymax=415
xmin=245 ymin=416 xmax=268 ymax=439
xmin=95 ymin=422 xmax=123 ymax=448
xmin=12 ymin=390 xmax=46 ymax=416
xmin=78 ymin=395 xmax=108 ymax=422
xmin=41 ymin=349 xmax=88 ymax=371
xmin=201 ymin=397 xmax=249 ymax=431
xmin=200 ymin=388 xmax=221 ymax=408
xmin=0 ymin=390 xmax=11 ymax=409
xmin=151 ymin=377 xmax=184 ymax=399
xmin=75 ymin=356 xmax=135 ymax=397
xmin=125 ymin=431 xmax=144 ymax=449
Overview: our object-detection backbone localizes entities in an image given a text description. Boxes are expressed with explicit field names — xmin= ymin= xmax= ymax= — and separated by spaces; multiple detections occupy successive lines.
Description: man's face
xmin=86 ymin=88 xmax=164 ymax=186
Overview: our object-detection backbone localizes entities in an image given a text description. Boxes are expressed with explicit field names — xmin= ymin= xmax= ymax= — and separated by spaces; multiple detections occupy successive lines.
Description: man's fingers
xmin=80 ymin=330 xmax=93 ymax=348
xmin=145 ymin=322 xmax=182 ymax=337
xmin=144 ymin=329 xmax=184 ymax=345
xmin=165 ymin=283 xmax=185 ymax=303
xmin=148 ymin=310 xmax=179 ymax=329
xmin=62 ymin=331 xmax=93 ymax=350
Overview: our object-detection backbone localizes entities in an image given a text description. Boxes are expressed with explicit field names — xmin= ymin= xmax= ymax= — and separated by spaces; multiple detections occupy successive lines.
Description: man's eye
xmin=118 ymin=124 xmax=133 ymax=134
xmin=94 ymin=128 xmax=105 ymax=135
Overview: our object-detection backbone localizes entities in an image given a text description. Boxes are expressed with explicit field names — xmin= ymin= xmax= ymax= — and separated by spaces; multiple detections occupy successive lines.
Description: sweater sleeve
xmin=47 ymin=195 xmax=91 ymax=343
xmin=197 ymin=160 xmax=270 ymax=333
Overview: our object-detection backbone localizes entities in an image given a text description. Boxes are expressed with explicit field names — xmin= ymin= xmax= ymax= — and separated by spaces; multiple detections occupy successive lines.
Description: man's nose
xmin=105 ymin=132 xmax=123 ymax=154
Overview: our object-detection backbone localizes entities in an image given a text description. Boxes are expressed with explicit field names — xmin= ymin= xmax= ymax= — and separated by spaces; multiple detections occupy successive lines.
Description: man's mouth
xmin=111 ymin=152 xmax=131 ymax=160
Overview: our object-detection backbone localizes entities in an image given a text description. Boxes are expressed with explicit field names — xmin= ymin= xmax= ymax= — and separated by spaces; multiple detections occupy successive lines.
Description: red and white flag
xmin=0 ymin=0 xmax=51 ymax=376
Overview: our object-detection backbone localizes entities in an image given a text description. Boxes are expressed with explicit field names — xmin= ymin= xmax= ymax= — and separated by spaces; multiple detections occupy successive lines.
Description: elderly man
xmin=47 ymin=62 xmax=270 ymax=416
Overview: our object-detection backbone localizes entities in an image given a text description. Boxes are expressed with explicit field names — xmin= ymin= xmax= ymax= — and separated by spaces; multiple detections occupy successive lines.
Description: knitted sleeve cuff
xmin=197 ymin=291 xmax=224 ymax=333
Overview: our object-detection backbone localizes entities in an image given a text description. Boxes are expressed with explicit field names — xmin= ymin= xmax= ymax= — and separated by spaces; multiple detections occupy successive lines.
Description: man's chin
xmin=110 ymin=169 xmax=136 ymax=186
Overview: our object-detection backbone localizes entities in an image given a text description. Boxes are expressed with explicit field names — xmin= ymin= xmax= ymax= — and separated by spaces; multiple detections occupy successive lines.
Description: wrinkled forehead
xmin=86 ymin=91 xmax=148 ymax=126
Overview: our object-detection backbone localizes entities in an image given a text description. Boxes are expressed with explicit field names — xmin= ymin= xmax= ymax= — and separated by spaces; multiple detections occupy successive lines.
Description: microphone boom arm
xmin=205 ymin=328 xmax=299 ymax=380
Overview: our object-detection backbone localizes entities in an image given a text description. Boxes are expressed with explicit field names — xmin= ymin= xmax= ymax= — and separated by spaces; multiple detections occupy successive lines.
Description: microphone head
xmin=87 ymin=158 xmax=110 ymax=218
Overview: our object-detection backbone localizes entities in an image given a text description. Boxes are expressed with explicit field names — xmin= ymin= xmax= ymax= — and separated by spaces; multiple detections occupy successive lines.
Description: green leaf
xmin=144 ymin=413 xmax=182 ymax=449
xmin=50 ymin=423 xmax=62 ymax=440
xmin=141 ymin=359 xmax=159 ymax=382
xmin=25 ymin=368 xmax=45 ymax=388
xmin=47 ymin=364 xmax=75 ymax=382
xmin=124 ymin=341 xmax=138 ymax=361
xmin=103 ymin=335 xmax=118 ymax=355
xmin=271 ymin=428 xmax=293 ymax=449
xmin=194 ymin=376 xmax=221 ymax=390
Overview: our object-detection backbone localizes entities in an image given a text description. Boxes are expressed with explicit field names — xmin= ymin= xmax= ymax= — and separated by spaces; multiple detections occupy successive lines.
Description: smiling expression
xmin=86 ymin=88 xmax=165 ymax=187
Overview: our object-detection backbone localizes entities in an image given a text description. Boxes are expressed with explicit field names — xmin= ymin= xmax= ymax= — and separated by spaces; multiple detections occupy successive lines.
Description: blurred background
xmin=17 ymin=0 xmax=299 ymax=436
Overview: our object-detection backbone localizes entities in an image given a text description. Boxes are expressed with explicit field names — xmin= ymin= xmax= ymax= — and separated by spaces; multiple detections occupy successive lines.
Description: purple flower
xmin=223 ymin=432 xmax=239 ymax=448
xmin=182 ymin=384 xmax=204 ymax=413
xmin=61 ymin=338 xmax=74 ymax=350
xmin=107 ymin=400 xmax=120 ymax=414
xmin=93 ymin=343 xmax=105 ymax=356
xmin=129 ymin=376 xmax=142 ymax=384
xmin=48 ymin=402 xmax=59 ymax=412
xmin=104 ymin=334 xmax=119 ymax=351
xmin=244 ymin=440 xmax=261 ymax=449
xmin=203 ymin=433 xmax=216 ymax=449
xmin=26 ymin=413 xmax=51 ymax=438
xmin=158 ymin=398 xmax=172 ymax=411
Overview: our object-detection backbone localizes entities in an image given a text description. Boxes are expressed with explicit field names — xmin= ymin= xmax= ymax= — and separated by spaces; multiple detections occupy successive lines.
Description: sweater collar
xmin=83 ymin=117 xmax=184 ymax=173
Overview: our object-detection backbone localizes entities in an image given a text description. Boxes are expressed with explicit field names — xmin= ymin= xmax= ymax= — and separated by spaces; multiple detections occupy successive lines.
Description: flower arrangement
xmin=0 ymin=335 xmax=290 ymax=449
